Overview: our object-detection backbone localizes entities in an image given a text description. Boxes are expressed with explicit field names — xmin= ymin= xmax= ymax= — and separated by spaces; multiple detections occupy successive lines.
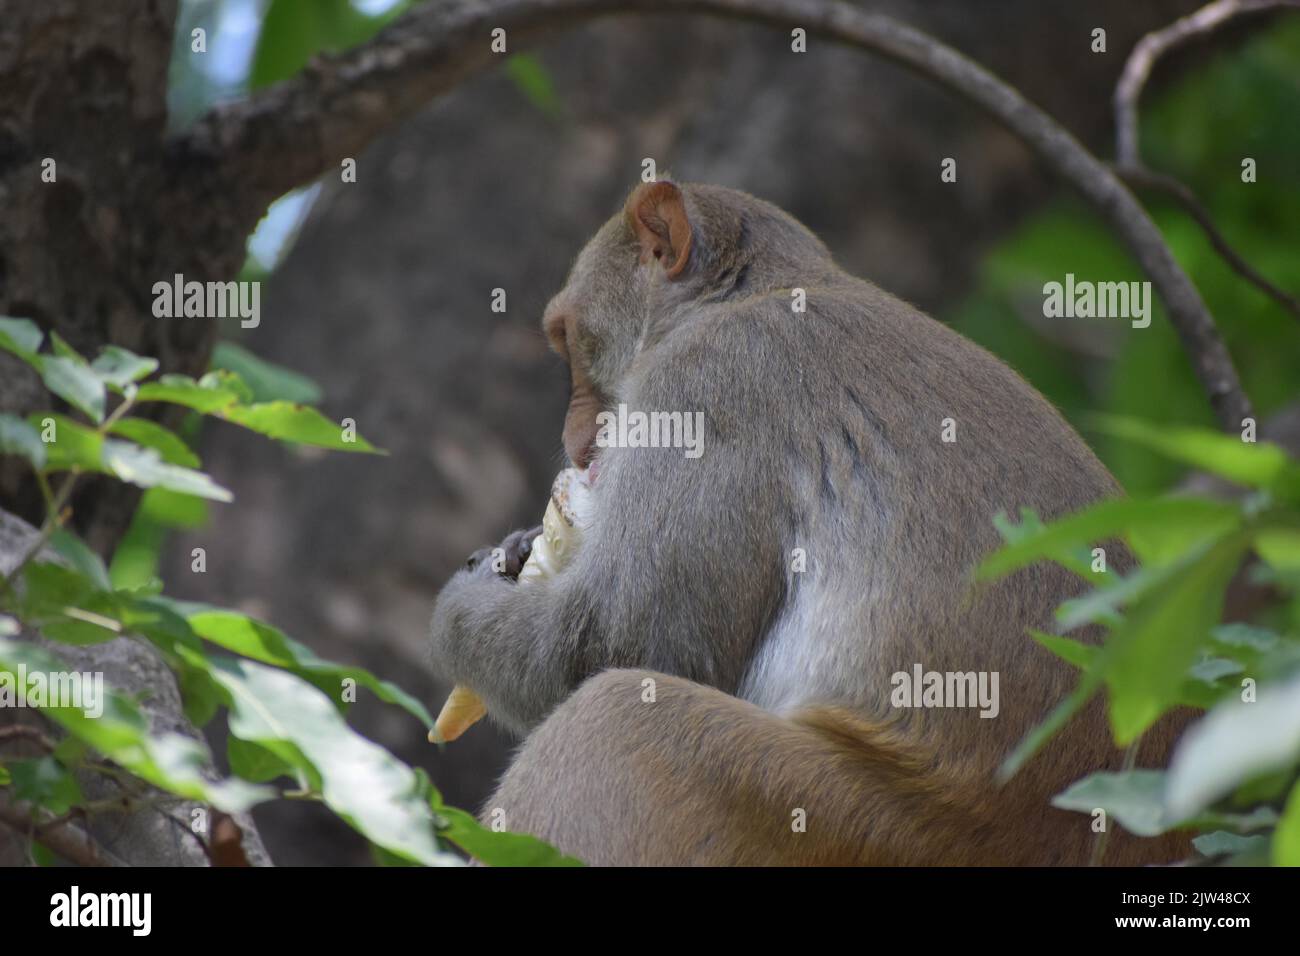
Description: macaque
xmin=429 ymin=180 xmax=1186 ymax=865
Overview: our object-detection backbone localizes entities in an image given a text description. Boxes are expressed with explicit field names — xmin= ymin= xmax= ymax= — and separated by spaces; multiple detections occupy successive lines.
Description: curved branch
xmin=1113 ymin=0 xmax=1300 ymax=322
xmin=179 ymin=0 xmax=1253 ymax=431
xmin=0 ymin=795 xmax=127 ymax=867
xmin=1115 ymin=0 xmax=1299 ymax=168
xmin=1117 ymin=165 xmax=1300 ymax=318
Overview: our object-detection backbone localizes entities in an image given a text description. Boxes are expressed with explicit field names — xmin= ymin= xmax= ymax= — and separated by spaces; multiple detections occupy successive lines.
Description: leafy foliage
xmin=0 ymin=321 xmax=575 ymax=866
xmin=982 ymin=420 xmax=1300 ymax=865
xmin=947 ymin=22 xmax=1300 ymax=495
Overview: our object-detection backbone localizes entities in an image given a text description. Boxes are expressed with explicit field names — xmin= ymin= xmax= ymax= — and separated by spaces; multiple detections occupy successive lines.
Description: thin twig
xmin=2 ymin=392 xmax=134 ymax=587
xmin=0 ymin=724 xmax=59 ymax=751
xmin=1117 ymin=165 xmax=1300 ymax=318
xmin=2 ymin=469 xmax=80 ymax=587
xmin=1089 ymin=741 xmax=1141 ymax=866
xmin=0 ymin=794 xmax=128 ymax=866
xmin=178 ymin=0 xmax=1254 ymax=431
xmin=1115 ymin=0 xmax=1300 ymax=168
xmin=1113 ymin=0 xmax=1300 ymax=323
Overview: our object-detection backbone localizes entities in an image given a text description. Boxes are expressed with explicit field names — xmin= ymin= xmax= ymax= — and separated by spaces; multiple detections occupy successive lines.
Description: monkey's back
xmin=671 ymin=275 xmax=1185 ymax=863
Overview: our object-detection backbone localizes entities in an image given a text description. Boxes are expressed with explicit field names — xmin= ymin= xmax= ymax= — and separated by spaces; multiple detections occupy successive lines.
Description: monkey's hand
xmin=465 ymin=525 xmax=544 ymax=581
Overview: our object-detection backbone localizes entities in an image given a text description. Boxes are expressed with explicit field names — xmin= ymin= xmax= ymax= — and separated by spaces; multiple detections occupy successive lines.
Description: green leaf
xmin=134 ymin=371 xmax=382 ymax=453
xmin=19 ymin=564 xmax=125 ymax=644
xmin=251 ymin=0 xmax=329 ymax=89
xmin=18 ymin=562 xmax=101 ymax=620
xmin=979 ymin=497 xmax=1239 ymax=580
xmin=29 ymin=413 xmax=103 ymax=472
xmin=221 ymin=402 xmax=382 ymax=453
xmin=7 ymin=757 xmax=85 ymax=815
xmin=40 ymin=355 xmax=106 ymax=423
xmin=134 ymin=374 xmax=242 ymax=413
xmin=1091 ymin=415 xmax=1299 ymax=492
xmin=0 ymin=639 xmax=269 ymax=811
xmin=1052 ymin=769 xmax=1174 ymax=837
xmin=102 ymin=440 xmax=233 ymax=502
xmin=0 ymin=414 xmax=46 ymax=469
xmin=178 ymin=661 xmax=223 ymax=729
xmin=47 ymin=331 xmax=85 ymax=362
xmin=212 ymin=341 xmax=322 ymax=404
xmin=203 ymin=369 xmax=255 ymax=405
xmin=90 ymin=346 xmax=158 ymax=389
xmin=52 ymin=733 xmax=89 ymax=767
xmin=140 ymin=487 xmax=210 ymax=528
xmin=227 ymin=736 xmax=302 ymax=784
xmin=1055 ymin=558 xmax=1184 ymax=632
xmin=1255 ymin=528 xmax=1300 ymax=573
xmin=181 ymin=608 xmax=434 ymax=728
xmin=1193 ymin=831 xmax=1268 ymax=858
xmin=505 ymin=54 xmax=562 ymax=118
xmin=1273 ymin=781 xmax=1300 ymax=866
xmin=108 ymin=510 xmax=167 ymax=591
xmin=1099 ymin=534 xmax=1248 ymax=743
xmin=1166 ymin=672 xmax=1300 ymax=819
xmin=0 ymin=764 xmax=9 ymax=785
xmin=39 ymin=616 xmax=120 ymax=646
xmin=992 ymin=508 xmax=1094 ymax=578
xmin=251 ymin=0 xmax=404 ymax=89
xmin=1211 ymin=622 xmax=1279 ymax=653
xmin=436 ymin=805 xmax=582 ymax=866
xmin=48 ymin=529 xmax=112 ymax=591
xmin=1030 ymin=630 xmax=1097 ymax=670
xmin=108 ymin=418 xmax=199 ymax=467
xmin=197 ymin=653 xmax=457 ymax=865
xmin=0 ymin=316 xmax=44 ymax=359
xmin=1187 ymin=657 xmax=1243 ymax=684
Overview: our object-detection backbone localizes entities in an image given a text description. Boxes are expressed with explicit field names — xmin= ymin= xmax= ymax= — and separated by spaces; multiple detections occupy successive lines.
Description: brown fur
xmin=489 ymin=671 xmax=1187 ymax=866
xmin=431 ymin=181 xmax=1191 ymax=866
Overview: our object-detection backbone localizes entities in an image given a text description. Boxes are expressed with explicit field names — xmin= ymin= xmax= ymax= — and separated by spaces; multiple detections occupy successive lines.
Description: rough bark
xmin=0 ymin=0 xmax=262 ymax=553
xmin=0 ymin=510 xmax=270 ymax=866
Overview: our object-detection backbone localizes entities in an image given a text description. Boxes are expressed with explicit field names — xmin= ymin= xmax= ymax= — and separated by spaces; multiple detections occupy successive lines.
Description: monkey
xmin=428 ymin=180 xmax=1188 ymax=866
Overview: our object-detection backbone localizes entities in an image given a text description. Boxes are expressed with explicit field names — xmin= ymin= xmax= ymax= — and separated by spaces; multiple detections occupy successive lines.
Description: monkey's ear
xmin=625 ymin=181 xmax=693 ymax=278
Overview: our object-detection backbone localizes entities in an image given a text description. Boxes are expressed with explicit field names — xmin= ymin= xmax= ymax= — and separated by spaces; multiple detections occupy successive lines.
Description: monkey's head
xmin=542 ymin=180 xmax=831 ymax=471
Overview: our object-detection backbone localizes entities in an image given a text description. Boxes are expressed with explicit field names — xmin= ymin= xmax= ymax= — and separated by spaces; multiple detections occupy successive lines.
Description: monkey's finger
xmin=500 ymin=525 xmax=545 ymax=579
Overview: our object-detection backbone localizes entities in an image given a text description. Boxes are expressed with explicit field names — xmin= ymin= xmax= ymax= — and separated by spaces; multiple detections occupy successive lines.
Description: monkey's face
xmin=540 ymin=221 xmax=626 ymax=476
xmin=540 ymin=181 xmax=718 ymax=474
xmin=542 ymin=215 xmax=647 ymax=473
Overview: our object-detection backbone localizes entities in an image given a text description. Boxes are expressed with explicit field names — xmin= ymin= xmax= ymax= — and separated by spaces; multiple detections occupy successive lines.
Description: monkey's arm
xmin=429 ymin=430 xmax=786 ymax=735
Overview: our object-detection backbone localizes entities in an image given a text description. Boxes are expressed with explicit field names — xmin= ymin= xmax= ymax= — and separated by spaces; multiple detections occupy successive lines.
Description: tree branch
xmin=1117 ymin=165 xmax=1300 ymax=318
xmin=1113 ymin=0 xmax=1300 ymax=323
xmin=179 ymin=0 xmax=1253 ymax=431
xmin=1115 ymin=0 xmax=1299 ymax=168
xmin=0 ymin=794 xmax=128 ymax=867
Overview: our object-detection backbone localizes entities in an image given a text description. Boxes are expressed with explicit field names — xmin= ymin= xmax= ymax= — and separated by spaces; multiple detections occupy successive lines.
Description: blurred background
xmin=134 ymin=0 xmax=1300 ymax=863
